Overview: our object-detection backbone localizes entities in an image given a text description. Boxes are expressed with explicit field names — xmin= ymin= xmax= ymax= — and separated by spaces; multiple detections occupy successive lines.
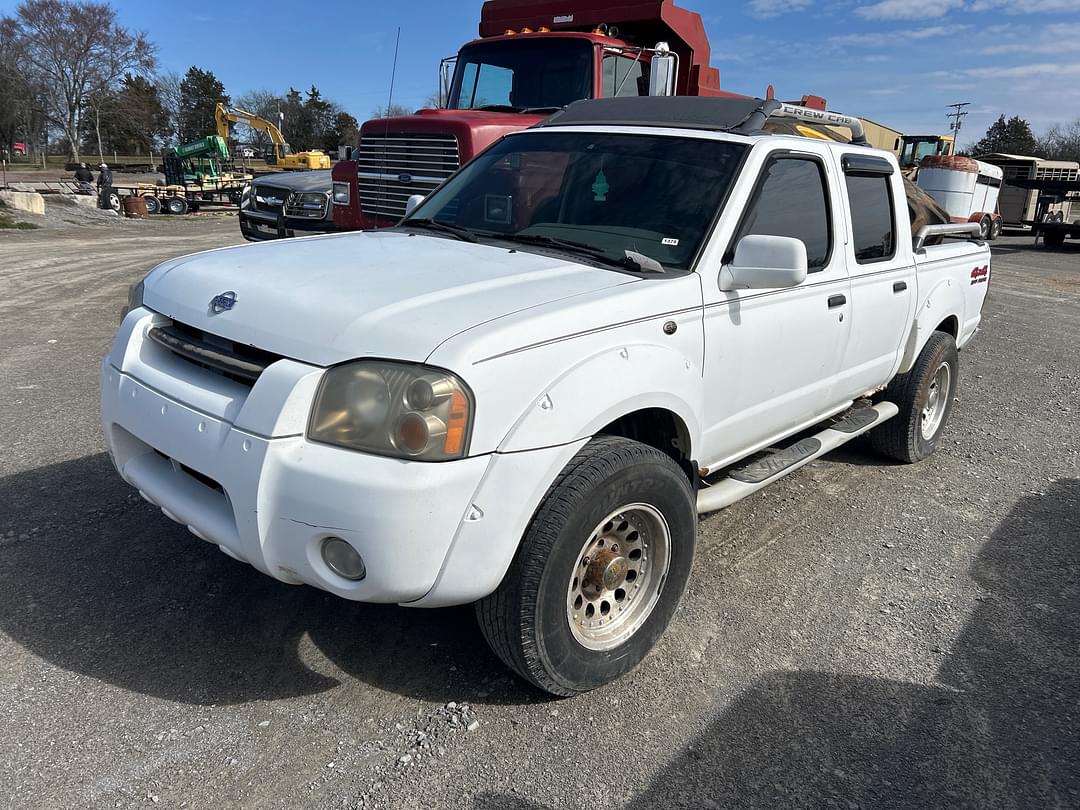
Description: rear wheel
xmin=871 ymin=331 xmax=959 ymax=463
xmin=142 ymin=195 xmax=161 ymax=215
xmin=477 ymin=436 xmax=697 ymax=696
xmin=977 ymin=216 xmax=991 ymax=240
xmin=164 ymin=196 xmax=188 ymax=215
xmin=989 ymin=218 xmax=1001 ymax=240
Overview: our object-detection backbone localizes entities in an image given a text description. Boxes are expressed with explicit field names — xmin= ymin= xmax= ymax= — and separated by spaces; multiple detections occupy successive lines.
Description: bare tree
xmin=156 ymin=69 xmax=182 ymax=142
xmin=12 ymin=0 xmax=155 ymax=160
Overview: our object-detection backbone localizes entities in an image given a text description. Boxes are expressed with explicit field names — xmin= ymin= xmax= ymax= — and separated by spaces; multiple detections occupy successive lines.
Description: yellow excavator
xmin=214 ymin=103 xmax=331 ymax=170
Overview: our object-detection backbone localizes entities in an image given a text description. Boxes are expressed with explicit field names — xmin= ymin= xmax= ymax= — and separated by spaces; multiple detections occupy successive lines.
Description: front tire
xmin=989 ymin=218 xmax=1002 ymax=240
xmin=978 ymin=216 xmax=991 ymax=240
xmin=477 ymin=436 xmax=697 ymax=696
xmin=871 ymin=331 xmax=959 ymax=463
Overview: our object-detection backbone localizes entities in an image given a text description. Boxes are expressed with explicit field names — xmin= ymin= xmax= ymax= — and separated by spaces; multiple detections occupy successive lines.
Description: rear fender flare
xmin=897 ymin=278 xmax=963 ymax=374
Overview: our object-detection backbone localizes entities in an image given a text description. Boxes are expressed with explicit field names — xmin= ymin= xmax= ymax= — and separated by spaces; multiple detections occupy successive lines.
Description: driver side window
xmin=737 ymin=156 xmax=832 ymax=271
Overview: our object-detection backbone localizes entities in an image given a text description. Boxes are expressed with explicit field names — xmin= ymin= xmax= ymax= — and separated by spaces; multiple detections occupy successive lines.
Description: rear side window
xmin=737 ymin=157 xmax=831 ymax=271
xmin=845 ymin=173 xmax=896 ymax=263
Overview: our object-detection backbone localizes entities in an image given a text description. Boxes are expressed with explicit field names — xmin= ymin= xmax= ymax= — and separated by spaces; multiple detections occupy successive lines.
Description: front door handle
xmin=894 ymin=281 xmax=908 ymax=293
xmin=827 ymin=294 xmax=847 ymax=309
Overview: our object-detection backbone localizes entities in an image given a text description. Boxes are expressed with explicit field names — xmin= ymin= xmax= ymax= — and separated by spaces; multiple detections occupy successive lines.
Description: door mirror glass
xmin=720 ymin=234 xmax=808 ymax=290
xmin=405 ymin=194 xmax=425 ymax=217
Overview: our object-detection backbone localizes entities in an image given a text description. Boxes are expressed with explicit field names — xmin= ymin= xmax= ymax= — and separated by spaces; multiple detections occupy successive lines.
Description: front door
xmin=699 ymin=149 xmax=852 ymax=470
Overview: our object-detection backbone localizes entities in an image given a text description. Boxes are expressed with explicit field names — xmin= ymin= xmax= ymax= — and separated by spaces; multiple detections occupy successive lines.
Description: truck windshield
xmin=449 ymin=39 xmax=594 ymax=111
xmin=404 ymin=131 xmax=747 ymax=272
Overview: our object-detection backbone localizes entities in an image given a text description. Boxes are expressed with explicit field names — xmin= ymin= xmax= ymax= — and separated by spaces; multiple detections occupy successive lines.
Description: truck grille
xmin=147 ymin=320 xmax=282 ymax=387
xmin=358 ymin=133 xmax=460 ymax=220
xmin=253 ymin=184 xmax=291 ymax=213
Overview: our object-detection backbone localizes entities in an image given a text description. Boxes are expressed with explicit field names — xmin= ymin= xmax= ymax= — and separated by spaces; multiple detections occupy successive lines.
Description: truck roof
xmin=537 ymin=97 xmax=872 ymax=147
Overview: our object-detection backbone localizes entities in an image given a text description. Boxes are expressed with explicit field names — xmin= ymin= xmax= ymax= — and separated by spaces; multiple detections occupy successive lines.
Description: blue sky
xmin=4 ymin=0 xmax=1079 ymax=143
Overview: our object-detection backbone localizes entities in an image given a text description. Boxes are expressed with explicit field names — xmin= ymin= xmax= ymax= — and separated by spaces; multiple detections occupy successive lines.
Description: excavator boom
xmin=214 ymin=102 xmax=331 ymax=170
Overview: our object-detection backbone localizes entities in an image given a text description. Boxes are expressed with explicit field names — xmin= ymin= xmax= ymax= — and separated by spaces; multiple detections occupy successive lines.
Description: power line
xmin=947 ymin=102 xmax=971 ymax=139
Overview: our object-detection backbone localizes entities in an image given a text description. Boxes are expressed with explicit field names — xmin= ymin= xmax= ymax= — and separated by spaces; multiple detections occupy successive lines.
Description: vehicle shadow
xmin=474 ymin=479 xmax=1080 ymax=809
xmin=0 ymin=453 xmax=541 ymax=706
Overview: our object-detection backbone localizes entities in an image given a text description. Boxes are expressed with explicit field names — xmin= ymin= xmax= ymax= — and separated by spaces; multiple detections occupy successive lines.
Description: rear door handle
xmin=893 ymin=281 xmax=908 ymax=293
xmin=827 ymin=294 xmax=847 ymax=309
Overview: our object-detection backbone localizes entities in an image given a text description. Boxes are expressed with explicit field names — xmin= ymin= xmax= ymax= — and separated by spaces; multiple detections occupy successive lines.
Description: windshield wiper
xmin=505 ymin=234 xmax=666 ymax=274
xmin=474 ymin=104 xmax=563 ymax=115
xmin=402 ymin=218 xmax=479 ymax=243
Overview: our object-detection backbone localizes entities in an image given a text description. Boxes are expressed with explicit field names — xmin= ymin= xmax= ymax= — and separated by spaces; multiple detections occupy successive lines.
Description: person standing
xmin=97 ymin=162 xmax=114 ymax=210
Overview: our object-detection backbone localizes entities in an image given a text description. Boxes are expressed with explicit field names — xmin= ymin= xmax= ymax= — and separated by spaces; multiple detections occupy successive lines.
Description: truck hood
xmin=251 ymin=169 xmax=331 ymax=192
xmin=142 ymin=230 xmax=635 ymax=367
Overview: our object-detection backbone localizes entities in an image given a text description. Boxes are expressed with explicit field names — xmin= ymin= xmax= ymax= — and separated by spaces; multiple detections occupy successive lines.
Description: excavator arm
xmin=213 ymin=102 xmax=330 ymax=170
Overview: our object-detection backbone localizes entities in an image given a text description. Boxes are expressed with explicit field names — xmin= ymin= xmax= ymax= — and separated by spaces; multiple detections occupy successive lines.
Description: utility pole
xmin=947 ymin=102 xmax=971 ymax=139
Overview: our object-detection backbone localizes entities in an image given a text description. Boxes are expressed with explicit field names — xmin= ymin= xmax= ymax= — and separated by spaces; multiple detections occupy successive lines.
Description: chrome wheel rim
xmin=920 ymin=362 xmax=951 ymax=440
xmin=566 ymin=503 xmax=671 ymax=651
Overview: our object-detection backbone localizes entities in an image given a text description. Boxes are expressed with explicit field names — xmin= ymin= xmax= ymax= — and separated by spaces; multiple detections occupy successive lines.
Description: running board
xmin=696 ymin=401 xmax=899 ymax=516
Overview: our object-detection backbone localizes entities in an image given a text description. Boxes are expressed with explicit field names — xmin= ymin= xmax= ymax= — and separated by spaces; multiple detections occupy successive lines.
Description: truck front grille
xmin=147 ymin=321 xmax=282 ymax=387
xmin=252 ymin=184 xmax=290 ymax=213
xmin=358 ymin=133 xmax=460 ymax=220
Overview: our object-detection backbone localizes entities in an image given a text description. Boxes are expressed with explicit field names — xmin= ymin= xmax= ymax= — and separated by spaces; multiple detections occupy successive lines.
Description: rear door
xmin=832 ymin=152 xmax=916 ymax=399
xmin=698 ymin=146 xmax=852 ymax=468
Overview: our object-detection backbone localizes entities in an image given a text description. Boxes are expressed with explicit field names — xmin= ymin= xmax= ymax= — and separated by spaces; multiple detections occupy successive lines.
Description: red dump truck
xmin=331 ymin=0 xmax=823 ymax=231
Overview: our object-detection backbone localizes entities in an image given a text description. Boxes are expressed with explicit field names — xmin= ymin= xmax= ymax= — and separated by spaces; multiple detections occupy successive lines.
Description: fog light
xmin=321 ymin=537 xmax=366 ymax=581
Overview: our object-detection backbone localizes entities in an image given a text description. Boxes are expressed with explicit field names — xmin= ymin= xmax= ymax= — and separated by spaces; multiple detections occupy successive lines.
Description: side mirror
xmin=404 ymin=194 xmax=425 ymax=216
xmin=719 ymin=234 xmax=808 ymax=291
xmin=648 ymin=44 xmax=676 ymax=96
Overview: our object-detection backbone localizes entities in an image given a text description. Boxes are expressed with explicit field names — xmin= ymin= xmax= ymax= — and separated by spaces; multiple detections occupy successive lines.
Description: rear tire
xmin=476 ymin=436 xmax=697 ymax=696
xmin=989 ymin=218 xmax=1002 ymax=240
xmin=871 ymin=331 xmax=959 ymax=463
xmin=143 ymin=195 xmax=161 ymax=215
xmin=977 ymin=216 xmax=991 ymax=240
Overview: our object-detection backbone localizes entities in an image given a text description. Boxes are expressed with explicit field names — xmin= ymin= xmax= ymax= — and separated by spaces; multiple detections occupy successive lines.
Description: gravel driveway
xmin=1 ymin=223 xmax=1076 ymax=809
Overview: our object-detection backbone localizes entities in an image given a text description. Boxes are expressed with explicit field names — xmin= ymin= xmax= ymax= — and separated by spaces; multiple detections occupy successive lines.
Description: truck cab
xmin=331 ymin=0 xmax=735 ymax=230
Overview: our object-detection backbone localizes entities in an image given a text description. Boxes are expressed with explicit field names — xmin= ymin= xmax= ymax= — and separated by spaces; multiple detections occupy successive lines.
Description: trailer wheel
xmin=476 ymin=436 xmax=697 ymax=696
xmin=108 ymin=193 xmax=121 ymax=212
xmin=1044 ymin=230 xmax=1066 ymax=248
xmin=989 ymin=218 xmax=1002 ymax=240
xmin=164 ymin=196 xmax=188 ymax=215
xmin=977 ymin=216 xmax=991 ymax=240
xmin=143 ymin=195 xmax=161 ymax=215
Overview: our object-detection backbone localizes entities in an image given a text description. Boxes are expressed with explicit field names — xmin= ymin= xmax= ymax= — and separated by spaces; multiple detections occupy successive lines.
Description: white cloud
xmin=748 ymin=0 xmax=813 ymax=18
xmin=968 ymin=0 xmax=1080 ymax=11
xmin=934 ymin=61 xmax=1080 ymax=79
xmin=830 ymin=24 xmax=969 ymax=46
xmin=856 ymin=0 xmax=964 ymax=20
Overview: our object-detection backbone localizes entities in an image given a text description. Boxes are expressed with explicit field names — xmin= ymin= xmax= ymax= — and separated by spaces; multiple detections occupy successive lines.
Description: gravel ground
xmin=0 ymin=226 xmax=1077 ymax=810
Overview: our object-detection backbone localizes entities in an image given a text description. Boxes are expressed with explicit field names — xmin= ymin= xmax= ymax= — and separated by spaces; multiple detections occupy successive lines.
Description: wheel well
xmin=598 ymin=408 xmax=694 ymax=480
xmin=934 ymin=316 xmax=958 ymax=338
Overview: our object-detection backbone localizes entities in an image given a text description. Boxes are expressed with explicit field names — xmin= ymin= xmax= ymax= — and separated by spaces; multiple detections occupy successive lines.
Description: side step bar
xmin=696 ymin=402 xmax=899 ymax=516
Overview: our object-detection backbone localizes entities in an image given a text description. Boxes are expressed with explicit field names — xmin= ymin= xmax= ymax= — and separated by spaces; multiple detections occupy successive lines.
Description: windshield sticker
xmin=592 ymin=170 xmax=610 ymax=202
xmin=662 ymin=237 xmax=680 ymax=246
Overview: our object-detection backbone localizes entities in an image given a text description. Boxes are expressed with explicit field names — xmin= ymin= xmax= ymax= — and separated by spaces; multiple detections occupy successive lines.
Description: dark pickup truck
xmin=238 ymin=170 xmax=335 ymax=242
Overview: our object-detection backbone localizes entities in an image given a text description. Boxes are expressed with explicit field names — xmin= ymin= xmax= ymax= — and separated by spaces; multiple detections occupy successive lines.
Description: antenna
xmin=380 ymin=26 xmax=402 ymax=219
xmin=946 ymin=102 xmax=970 ymax=139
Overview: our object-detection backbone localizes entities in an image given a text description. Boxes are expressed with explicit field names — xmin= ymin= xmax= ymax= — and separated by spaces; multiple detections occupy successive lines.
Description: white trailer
xmin=916 ymin=154 xmax=1003 ymax=240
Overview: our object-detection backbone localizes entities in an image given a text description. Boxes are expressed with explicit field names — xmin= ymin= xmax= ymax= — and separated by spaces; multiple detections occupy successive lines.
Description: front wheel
xmin=978 ymin=216 xmax=991 ymax=240
xmin=989 ymin=218 xmax=1002 ymax=240
xmin=871 ymin=331 xmax=959 ymax=463
xmin=477 ymin=436 xmax=697 ymax=696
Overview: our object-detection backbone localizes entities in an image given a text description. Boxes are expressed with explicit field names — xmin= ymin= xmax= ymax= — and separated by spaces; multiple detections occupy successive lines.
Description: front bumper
xmin=239 ymin=208 xmax=337 ymax=242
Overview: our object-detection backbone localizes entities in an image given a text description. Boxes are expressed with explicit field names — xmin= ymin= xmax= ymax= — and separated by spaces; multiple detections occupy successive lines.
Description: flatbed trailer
xmin=1010 ymin=177 xmax=1080 ymax=247
xmin=109 ymin=177 xmax=250 ymax=215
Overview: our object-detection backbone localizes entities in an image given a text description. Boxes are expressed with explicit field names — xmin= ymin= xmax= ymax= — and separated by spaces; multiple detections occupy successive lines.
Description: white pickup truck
xmin=101 ymin=97 xmax=990 ymax=696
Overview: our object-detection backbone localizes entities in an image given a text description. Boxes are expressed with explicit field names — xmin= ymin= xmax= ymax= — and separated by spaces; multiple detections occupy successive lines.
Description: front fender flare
xmin=497 ymin=342 xmax=703 ymax=457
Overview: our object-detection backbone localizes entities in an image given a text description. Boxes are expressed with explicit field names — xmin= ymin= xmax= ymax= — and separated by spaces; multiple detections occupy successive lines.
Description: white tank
xmin=917 ymin=155 xmax=1002 ymax=222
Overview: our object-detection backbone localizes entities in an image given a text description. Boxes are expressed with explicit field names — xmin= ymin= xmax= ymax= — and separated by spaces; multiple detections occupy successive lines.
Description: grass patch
xmin=0 ymin=200 xmax=41 ymax=229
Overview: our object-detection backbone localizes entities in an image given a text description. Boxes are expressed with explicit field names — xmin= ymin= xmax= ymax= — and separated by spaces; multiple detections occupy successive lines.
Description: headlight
xmin=121 ymin=279 xmax=145 ymax=322
xmin=308 ymin=361 xmax=474 ymax=461
xmin=332 ymin=182 xmax=350 ymax=206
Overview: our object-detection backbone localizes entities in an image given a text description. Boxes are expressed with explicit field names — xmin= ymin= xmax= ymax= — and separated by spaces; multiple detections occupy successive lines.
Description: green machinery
xmin=163 ymin=136 xmax=231 ymax=186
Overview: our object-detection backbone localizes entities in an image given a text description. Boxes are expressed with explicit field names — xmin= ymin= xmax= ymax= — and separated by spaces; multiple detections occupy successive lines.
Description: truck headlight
xmin=332 ymin=182 xmax=350 ymax=205
xmin=121 ymin=279 xmax=145 ymax=322
xmin=308 ymin=361 xmax=474 ymax=461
